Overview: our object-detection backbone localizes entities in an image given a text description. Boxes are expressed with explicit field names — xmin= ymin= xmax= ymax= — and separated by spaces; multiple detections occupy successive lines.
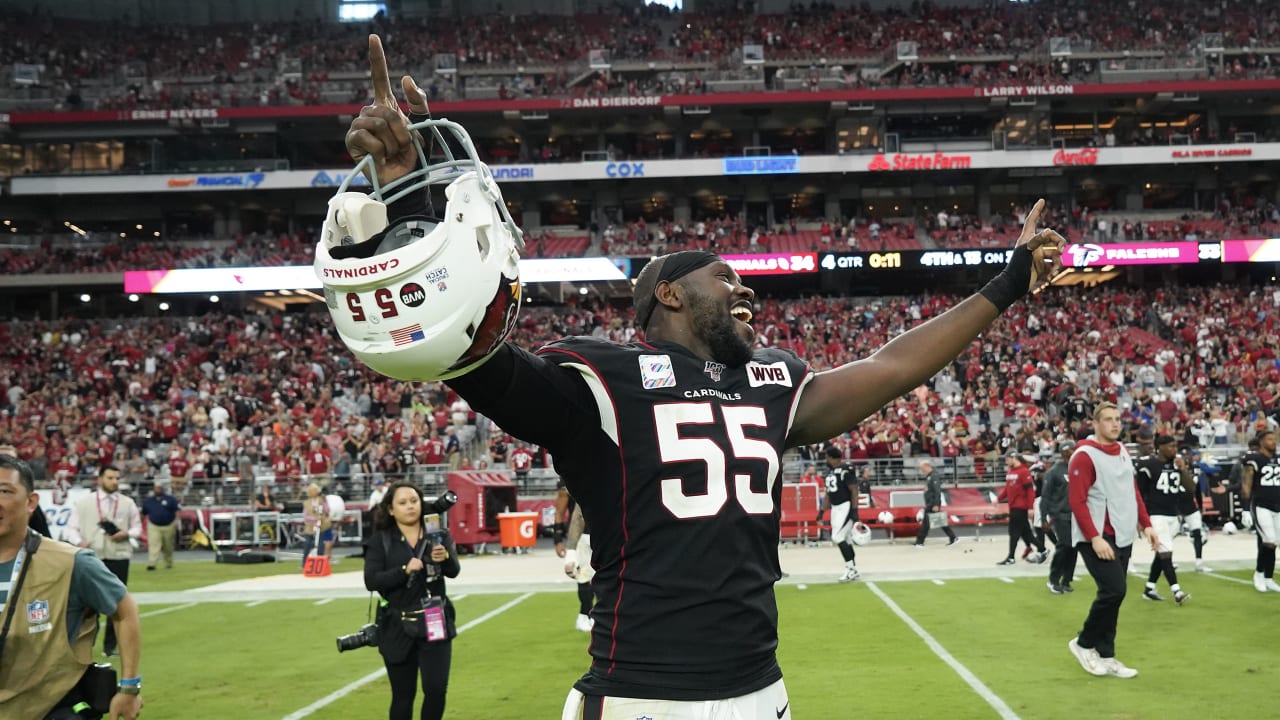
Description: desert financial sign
xmin=1063 ymin=242 xmax=1201 ymax=268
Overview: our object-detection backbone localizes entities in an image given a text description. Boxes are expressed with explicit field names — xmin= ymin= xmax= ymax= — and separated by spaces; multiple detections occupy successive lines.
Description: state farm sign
xmin=868 ymin=153 xmax=972 ymax=171
xmin=1052 ymin=148 xmax=1099 ymax=166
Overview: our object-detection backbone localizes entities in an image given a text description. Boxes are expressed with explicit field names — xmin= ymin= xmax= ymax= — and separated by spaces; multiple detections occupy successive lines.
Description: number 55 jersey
xmin=450 ymin=336 xmax=812 ymax=700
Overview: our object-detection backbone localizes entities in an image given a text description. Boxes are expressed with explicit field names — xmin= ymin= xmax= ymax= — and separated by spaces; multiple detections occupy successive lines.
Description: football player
xmin=1241 ymin=430 xmax=1280 ymax=593
xmin=1134 ymin=435 xmax=1191 ymax=604
xmin=822 ymin=445 xmax=862 ymax=581
xmin=327 ymin=34 xmax=1065 ymax=720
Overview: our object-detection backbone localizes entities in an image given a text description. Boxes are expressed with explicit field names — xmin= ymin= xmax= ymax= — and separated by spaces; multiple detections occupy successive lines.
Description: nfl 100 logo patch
xmin=638 ymin=354 xmax=676 ymax=389
xmin=27 ymin=599 xmax=49 ymax=624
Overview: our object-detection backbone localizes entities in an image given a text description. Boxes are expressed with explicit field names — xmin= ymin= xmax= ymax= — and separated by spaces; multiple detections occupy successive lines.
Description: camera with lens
xmin=336 ymin=622 xmax=379 ymax=653
xmin=425 ymin=489 xmax=458 ymax=516
xmin=98 ymin=520 xmax=122 ymax=536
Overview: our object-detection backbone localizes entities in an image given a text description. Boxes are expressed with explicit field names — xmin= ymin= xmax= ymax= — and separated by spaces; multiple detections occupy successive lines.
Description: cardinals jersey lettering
xmin=1134 ymin=455 xmax=1187 ymax=516
xmin=450 ymin=337 xmax=812 ymax=701
xmin=1244 ymin=452 xmax=1280 ymax=511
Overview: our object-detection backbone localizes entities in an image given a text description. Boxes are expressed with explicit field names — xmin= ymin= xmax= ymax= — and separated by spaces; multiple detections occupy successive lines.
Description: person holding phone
xmin=364 ymin=482 xmax=460 ymax=720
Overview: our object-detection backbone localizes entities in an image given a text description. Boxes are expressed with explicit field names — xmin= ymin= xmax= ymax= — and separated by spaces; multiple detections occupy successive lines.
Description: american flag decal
xmin=390 ymin=324 xmax=426 ymax=346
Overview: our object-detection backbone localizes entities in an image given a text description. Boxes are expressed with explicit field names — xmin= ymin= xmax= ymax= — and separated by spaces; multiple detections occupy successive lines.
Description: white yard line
xmin=246 ymin=600 xmax=268 ymax=607
xmin=1204 ymin=571 xmax=1252 ymax=586
xmin=998 ymin=577 xmax=1014 ymax=584
xmin=932 ymin=579 xmax=945 ymax=586
xmin=281 ymin=593 xmax=533 ymax=720
xmin=313 ymin=598 xmax=334 ymax=606
xmin=867 ymin=582 xmax=1021 ymax=720
xmin=139 ymin=602 xmax=198 ymax=618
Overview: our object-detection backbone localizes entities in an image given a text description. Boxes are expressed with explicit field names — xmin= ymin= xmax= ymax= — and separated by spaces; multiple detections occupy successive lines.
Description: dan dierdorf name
xmin=323 ymin=259 xmax=400 ymax=279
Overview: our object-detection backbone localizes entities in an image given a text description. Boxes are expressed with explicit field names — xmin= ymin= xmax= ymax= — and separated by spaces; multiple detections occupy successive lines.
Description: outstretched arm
xmin=787 ymin=201 xmax=1063 ymax=447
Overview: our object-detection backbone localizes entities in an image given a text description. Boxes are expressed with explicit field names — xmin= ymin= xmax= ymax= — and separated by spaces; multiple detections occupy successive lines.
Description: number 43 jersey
xmin=538 ymin=336 xmax=812 ymax=701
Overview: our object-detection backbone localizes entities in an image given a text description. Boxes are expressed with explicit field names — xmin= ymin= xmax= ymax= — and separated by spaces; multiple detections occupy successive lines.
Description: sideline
xmin=1203 ymin=571 xmax=1252 ymax=586
xmin=867 ymin=582 xmax=1022 ymax=720
xmin=139 ymin=602 xmax=198 ymax=619
xmin=280 ymin=592 xmax=533 ymax=720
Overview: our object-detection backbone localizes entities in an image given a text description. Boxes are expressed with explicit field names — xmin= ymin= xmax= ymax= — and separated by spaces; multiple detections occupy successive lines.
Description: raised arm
xmin=787 ymin=201 xmax=1062 ymax=447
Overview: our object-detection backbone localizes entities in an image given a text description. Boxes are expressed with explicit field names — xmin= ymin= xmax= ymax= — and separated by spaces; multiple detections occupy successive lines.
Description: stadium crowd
xmin=3 ymin=0 xmax=1280 ymax=112
xmin=2 ymin=281 xmax=1277 ymax=499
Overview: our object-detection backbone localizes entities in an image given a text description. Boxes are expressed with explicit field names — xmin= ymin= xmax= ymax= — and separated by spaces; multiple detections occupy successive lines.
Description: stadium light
xmin=209 ymin=295 xmax=220 ymax=303
xmin=79 ymin=294 xmax=91 ymax=302
xmin=158 ymin=302 xmax=170 ymax=311
xmin=128 ymin=294 xmax=140 ymax=302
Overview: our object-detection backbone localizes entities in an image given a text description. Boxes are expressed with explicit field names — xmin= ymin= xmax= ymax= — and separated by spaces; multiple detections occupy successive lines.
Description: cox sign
xmin=605 ymin=162 xmax=645 ymax=178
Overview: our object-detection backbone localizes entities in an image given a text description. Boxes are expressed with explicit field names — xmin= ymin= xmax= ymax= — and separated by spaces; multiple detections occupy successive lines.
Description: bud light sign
xmin=723 ymin=156 xmax=799 ymax=175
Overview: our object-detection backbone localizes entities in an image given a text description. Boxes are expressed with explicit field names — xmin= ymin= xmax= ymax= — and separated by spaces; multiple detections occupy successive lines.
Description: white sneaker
xmin=575 ymin=614 xmax=592 ymax=633
xmin=1255 ymin=573 xmax=1268 ymax=593
xmin=1098 ymin=657 xmax=1139 ymax=678
xmin=838 ymin=567 xmax=861 ymax=583
xmin=1266 ymin=578 xmax=1280 ymax=593
xmin=1068 ymin=638 xmax=1105 ymax=676
xmin=1195 ymin=560 xmax=1211 ymax=573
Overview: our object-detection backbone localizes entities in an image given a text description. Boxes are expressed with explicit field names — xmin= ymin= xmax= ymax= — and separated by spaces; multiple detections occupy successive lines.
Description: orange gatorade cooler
xmin=496 ymin=512 xmax=539 ymax=550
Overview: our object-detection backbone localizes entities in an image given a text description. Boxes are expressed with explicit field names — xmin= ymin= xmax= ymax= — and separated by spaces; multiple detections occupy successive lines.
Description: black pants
xmin=385 ymin=639 xmax=452 ymax=720
xmin=1006 ymin=508 xmax=1042 ymax=558
xmin=914 ymin=512 xmax=956 ymax=544
xmin=1076 ymin=536 xmax=1132 ymax=659
xmin=1049 ymin=513 xmax=1078 ymax=586
xmin=100 ymin=559 xmax=129 ymax=654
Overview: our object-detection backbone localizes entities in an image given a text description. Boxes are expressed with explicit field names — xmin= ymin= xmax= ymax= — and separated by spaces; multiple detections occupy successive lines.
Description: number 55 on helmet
xmin=314 ymin=118 xmax=524 ymax=382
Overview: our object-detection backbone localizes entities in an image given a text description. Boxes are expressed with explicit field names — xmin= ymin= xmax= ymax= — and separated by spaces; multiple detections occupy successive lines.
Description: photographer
xmin=364 ymin=482 xmax=460 ymax=720
xmin=0 ymin=455 xmax=144 ymax=720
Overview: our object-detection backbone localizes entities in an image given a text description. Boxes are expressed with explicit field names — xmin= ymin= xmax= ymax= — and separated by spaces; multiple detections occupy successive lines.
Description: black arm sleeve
xmin=364 ymin=530 xmax=408 ymax=594
xmin=445 ymin=343 xmax=597 ymax=453
xmin=439 ymin=532 xmax=461 ymax=580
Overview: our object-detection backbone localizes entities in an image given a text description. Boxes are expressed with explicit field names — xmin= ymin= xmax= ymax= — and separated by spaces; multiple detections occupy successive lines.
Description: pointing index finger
xmin=369 ymin=34 xmax=396 ymax=109
xmin=1018 ymin=198 xmax=1045 ymax=245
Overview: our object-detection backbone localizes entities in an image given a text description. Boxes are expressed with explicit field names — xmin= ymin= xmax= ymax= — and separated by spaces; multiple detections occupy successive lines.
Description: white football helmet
xmin=851 ymin=521 xmax=872 ymax=546
xmin=314 ymin=118 xmax=524 ymax=382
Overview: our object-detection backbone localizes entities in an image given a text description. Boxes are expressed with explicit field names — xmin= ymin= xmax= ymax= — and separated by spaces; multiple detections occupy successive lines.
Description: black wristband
xmin=978 ymin=244 xmax=1034 ymax=312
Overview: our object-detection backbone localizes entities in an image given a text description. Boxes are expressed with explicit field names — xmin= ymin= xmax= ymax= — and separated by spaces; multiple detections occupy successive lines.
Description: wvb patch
xmin=746 ymin=361 xmax=792 ymax=387
xmin=639 ymin=354 xmax=676 ymax=389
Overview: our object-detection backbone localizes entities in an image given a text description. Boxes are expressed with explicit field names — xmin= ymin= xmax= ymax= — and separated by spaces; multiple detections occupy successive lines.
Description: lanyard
xmin=401 ymin=527 xmax=424 ymax=555
xmin=96 ymin=490 xmax=118 ymax=523
xmin=1 ymin=544 xmax=26 ymax=609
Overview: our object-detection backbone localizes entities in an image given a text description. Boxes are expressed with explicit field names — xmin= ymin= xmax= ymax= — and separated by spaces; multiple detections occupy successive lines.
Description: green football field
xmin=109 ymin=564 xmax=1276 ymax=719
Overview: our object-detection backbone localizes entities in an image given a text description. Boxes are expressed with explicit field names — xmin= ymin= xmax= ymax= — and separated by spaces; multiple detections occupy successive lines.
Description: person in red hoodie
xmin=997 ymin=452 xmax=1046 ymax=565
xmin=1066 ymin=402 xmax=1158 ymax=679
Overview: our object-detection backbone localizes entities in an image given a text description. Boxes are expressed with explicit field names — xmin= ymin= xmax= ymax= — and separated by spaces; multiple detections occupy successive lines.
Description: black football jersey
xmin=450 ymin=337 xmax=812 ymax=700
xmin=1244 ymin=451 xmax=1280 ymax=511
xmin=825 ymin=463 xmax=856 ymax=505
xmin=1134 ymin=455 xmax=1187 ymax=516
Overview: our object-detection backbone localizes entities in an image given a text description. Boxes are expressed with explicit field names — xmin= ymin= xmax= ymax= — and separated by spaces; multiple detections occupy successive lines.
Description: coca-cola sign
xmin=1052 ymin=148 xmax=1100 ymax=166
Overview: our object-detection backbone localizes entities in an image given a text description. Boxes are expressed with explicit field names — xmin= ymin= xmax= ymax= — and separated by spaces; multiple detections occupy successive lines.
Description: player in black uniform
xmin=1134 ymin=435 xmax=1192 ymax=605
xmin=341 ymin=35 xmax=1066 ymax=718
xmin=1176 ymin=447 xmax=1211 ymax=573
xmin=1241 ymin=430 xmax=1280 ymax=593
xmin=822 ymin=445 xmax=862 ymax=581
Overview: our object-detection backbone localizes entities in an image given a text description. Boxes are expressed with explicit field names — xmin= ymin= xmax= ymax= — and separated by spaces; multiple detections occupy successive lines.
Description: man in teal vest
xmin=0 ymin=454 xmax=144 ymax=719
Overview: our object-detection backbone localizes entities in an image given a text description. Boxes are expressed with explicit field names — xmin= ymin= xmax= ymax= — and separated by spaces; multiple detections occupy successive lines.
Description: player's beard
xmin=686 ymin=286 xmax=753 ymax=368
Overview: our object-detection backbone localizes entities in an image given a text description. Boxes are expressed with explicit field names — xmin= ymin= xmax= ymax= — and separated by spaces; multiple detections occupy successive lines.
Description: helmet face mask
xmin=315 ymin=118 xmax=524 ymax=382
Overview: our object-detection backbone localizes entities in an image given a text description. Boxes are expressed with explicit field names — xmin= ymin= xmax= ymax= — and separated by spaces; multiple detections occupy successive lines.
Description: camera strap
xmin=0 ymin=530 xmax=42 ymax=662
